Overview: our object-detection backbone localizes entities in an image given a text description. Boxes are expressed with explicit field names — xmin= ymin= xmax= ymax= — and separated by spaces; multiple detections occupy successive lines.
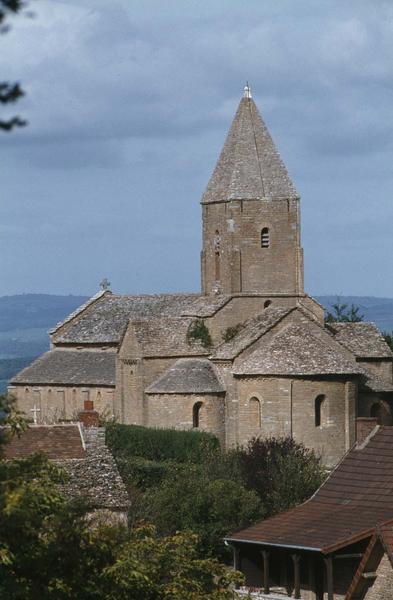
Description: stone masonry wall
xmin=233 ymin=376 xmax=355 ymax=467
xmin=145 ymin=392 xmax=226 ymax=445
xmin=201 ymin=198 xmax=303 ymax=296
xmin=364 ymin=554 xmax=393 ymax=600
xmin=9 ymin=384 xmax=115 ymax=423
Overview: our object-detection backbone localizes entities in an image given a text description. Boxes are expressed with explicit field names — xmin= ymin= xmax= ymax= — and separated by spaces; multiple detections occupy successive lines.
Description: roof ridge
xmin=50 ymin=290 xmax=111 ymax=335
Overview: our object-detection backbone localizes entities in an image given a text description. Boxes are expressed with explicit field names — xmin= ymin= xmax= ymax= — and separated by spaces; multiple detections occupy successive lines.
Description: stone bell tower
xmin=201 ymin=85 xmax=304 ymax=297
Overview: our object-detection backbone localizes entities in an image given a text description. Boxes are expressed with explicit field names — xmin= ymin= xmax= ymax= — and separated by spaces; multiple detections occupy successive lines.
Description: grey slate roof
xmin=130 ymin=317 xmax=209 ymax=357
xmin=11 ymin=350 xmax=116 ymax=386
xmin=146 ymin=358 xmax=225 ymax=394
xmin=59 ymin=427 xmax=130 ymax=511
xmin=233 ymin=324 xmax=363 ymax=377
xmin=212 ymin=307 xmax=293 ymax=360
xmin=328 ymin=322 xmax=393 ymax=359
xmin=362 ymin=371 xmax=393 ymax=393
xmin=53 ymin=293 xmax=229 ymax=345
xmin=202 ymin=92 xmax=298 ymax=204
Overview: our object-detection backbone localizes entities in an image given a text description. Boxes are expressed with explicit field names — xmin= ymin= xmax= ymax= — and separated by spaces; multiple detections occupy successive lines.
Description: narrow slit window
xmin=193 ymin=401 xmax=203 ymax=428
xmin=261 ymin=227 xmax=270 ymax=248
xmin=249 ymin=397 xmax=262 ymax=428
xmin=315 ymin=395 xmax=326 ymax=427
xmin=215 ymin=252 xmax=220 ymax=281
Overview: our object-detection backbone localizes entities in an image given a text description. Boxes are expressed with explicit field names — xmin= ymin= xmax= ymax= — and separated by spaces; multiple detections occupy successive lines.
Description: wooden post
xmin=233 ymin=547 xmax=241 ymax=571
xmin=292 ymin=554 xmax=301 ymax=599
xmin=324 ymin=556 xmax=334 ymax=600
xmin=308 ymin=556 xmax=316 ymax=600
xmin=280 ymin=552 xmax=288 ymax=591
xmin=261 ymin=550 xmax=270 ymax=594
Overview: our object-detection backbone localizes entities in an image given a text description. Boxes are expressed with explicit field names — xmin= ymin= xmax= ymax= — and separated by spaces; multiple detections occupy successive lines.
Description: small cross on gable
xmin=30 ymin=404 xmax=41 ymax=425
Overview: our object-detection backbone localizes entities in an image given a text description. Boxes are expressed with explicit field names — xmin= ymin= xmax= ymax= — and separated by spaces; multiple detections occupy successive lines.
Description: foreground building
xmin=4 ymin=404 xmax=130 ymax=522
xmin=10 ymin=86 xmax=393 ymax=466
xmin=226 ymin=419 xmax=393 ymax=600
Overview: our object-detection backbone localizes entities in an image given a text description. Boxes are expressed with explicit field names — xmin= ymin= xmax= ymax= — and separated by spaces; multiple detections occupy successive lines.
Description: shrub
xmin=136 ymin=472 xmax=263 ymax=560
xmin=238 ymin=436 xmax=325 ymax=516
xmin=222 ymin=323 xmax=244 ymax=343
xmin=186 ymin=319 xmax=213 ymax=348
xmin=106 ymin=423 xmax=219 ymax=464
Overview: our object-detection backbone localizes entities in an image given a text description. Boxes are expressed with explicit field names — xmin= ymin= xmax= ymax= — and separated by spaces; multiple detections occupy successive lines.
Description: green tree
xmin=136 ymin=471 xmax=263 ymax=560
xmin=325 ymin=297 xmax=364 ymax=323
xmin=237 ymin=436 xmax=325 ymax=517
xmin=0 ymin=0 xmax=27 ymax=131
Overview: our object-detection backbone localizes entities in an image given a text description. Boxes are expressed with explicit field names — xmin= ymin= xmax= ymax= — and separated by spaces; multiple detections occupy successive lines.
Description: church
xmin=10 ymin=86 xmax=393 ymax=467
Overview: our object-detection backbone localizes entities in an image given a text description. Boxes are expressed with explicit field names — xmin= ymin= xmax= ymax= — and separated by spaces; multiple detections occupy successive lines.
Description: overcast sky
xmin=1 ymin=0 xmax=393 ymax=298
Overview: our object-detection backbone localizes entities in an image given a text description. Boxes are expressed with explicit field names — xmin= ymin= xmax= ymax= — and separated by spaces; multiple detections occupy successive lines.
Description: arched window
xmin=264 ymin=300 xmax=272 ymax=309
xmin=261 ymin=227 xmax=270 ymax=248
xmin=315 ymin=395 xmax=326 ymax=427
xmin=370 ymin=402 xmax=392 ymax=426
xmin=249 ymin=397 xmax=262 ymax=428
xmin=193 ymin=401 xmax=203 ymax=428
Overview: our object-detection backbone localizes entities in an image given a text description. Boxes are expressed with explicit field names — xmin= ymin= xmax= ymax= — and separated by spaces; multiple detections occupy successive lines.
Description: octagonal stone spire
xmin=202 ymin=86 xmax=298 ymax=204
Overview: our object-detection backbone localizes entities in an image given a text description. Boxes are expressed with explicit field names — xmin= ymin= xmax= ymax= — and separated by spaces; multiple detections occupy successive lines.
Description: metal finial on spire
xmin=100 ymin=278 xmax=111 ymax=291
xmin=243 ymin=82 xmax=252 ymax=99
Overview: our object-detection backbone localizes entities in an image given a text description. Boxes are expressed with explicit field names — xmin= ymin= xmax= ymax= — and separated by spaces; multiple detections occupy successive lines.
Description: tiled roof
xmin=328 ymin=322 xmax=393 ymax=359
xmin=202 ymin=92 xmax=298 ymax=204
xmin=50 ymin=290 xmax=109 ymax=334
xmin=226 ymin=427 xmax=393 ymax=553
xmin=11 ymin=350 xmax=116 ymax=386
xmin=233 ymin=324 xmax=362 ymax=376
xmin=129 ymin=317 xmax=209 ymax=357
xmin=146 ymin=358 xmax=225 ymax=394
xmin=4 ymin=426 xmax=129 ymax=511
xmin=362 ymin=371 xmax=393 ymax=393
xmin=212 ymin=307 xmax=293 ymax=360
xmin=53 ymin=293 xmax=228 ymax=345
xmin=59 ymin=428 xmax=130 ymax=511
xmin=3 ymin=424 xmax=86 ymax=459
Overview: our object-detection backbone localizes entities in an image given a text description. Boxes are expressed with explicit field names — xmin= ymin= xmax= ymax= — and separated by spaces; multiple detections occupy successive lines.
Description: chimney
xmin=356 ymin=417 xmax=379 ymax=445
xmin=78 ymin=400 xmax=99 ymax=428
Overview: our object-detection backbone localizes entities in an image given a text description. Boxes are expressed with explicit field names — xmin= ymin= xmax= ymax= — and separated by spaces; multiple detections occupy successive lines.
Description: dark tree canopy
xmin=325 ymin=297 xmax=364 ymax=323
xmin=0 ymin=0 xmax=27 ymax=131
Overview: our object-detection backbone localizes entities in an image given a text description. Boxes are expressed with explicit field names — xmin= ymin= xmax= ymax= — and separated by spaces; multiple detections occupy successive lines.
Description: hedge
xmin=106 ymin=423 xmax=220 ymax=464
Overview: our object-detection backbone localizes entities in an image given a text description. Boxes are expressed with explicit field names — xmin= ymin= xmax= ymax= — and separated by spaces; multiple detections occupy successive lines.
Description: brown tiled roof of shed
xmin=3 ymin=424 xmax=86 ymax=459
xmin=52 ymin=293 xmax=229 ymax=345
xmin=212 ymin=307 xmax=293 ymax=360
xmin=146 ymin=358 xmax=225 ymax=394
xmin=129 ymin=317 xmax=209 ymax=357
xmin=202 ymin=88 xmax=298 ymax=203
xmin=226 ymin=426 xmax=393 ymax=553
xmin=233 ymin=324 xmax=362 ymax=376
xmin=11 ymin=350 xmax=116 ymax=386
xmin=328 ymin=322 xmax=393 ymax=359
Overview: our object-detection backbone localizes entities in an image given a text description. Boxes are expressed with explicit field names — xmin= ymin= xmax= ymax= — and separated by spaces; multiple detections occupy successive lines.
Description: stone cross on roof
xmin=100 ymin=278 xmax=111 ymax=291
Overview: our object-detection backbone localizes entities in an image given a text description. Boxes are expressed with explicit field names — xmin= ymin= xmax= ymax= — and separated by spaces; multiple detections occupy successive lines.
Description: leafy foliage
xmin=134 ymin=473 xmax=262 ymax=560
xmin=186 ymin=319 xmax=213 ymax=349
xmin=222 ymin=323 xmax=244 ymax=343
xmin=237 ymin=437 xmax=325 ymax=516
xmin=106 ymin=423 xmax=219 ymax=464
xmin=325 ymin=297 xmax=364 ymax=323
xmin=109 ymin=423 xmax=325 ymax=560
xmin=0 ymin=0 xmax=27 ymax=132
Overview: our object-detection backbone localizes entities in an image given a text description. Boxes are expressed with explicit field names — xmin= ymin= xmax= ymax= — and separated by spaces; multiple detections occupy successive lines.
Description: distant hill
xmin=1 ymin=293 xmax=393 ymax=394
xmin=0 ymin=294 xmax=88 ymax=360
